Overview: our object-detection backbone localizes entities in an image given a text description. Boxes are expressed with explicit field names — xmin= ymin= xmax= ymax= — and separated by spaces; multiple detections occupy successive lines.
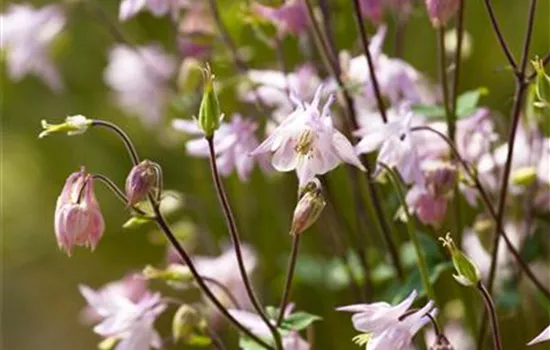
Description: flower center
xmin=294 ymin=129 xmax=315 ymax=156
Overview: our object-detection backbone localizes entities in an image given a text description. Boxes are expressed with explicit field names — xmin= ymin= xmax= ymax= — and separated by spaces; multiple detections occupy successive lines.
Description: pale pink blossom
xmin=425 ymin=0 xmax=459 ymax=27
xmin=79 ymin=279 xmax=166 ymax=350
xmin=228 ymin=308 xmax=310 ymax=349
xmin=406 ymin=185 xmax=448 ymax=227
xmin=177 ymin=1 xmax=215 ymax=58
xmin=337 ymin=290 xmax=436 ymax=350
xmin=55 ymin=168 xmax=105 ymax=255
xmin=252 ymin=0 xmax=309 ymax=36
xmin=119 ymin=0 xmax=187 ymax=21
xmin=0 ymin=4 xmax=65 ymax=92
xmin=455 ymin=108 xmax=498 ymax=163
xmin=528 ymin=325 xmax=550 ymax=346
xmin=173 ymin=114 xmax=270 ymax=181
xmin=251 ymin=86 xmax=365 ymax=186
xmin=359 ymin=0 xmax=384 ymax=24
xmin=104 ymin=44 xmax=176 ymax=126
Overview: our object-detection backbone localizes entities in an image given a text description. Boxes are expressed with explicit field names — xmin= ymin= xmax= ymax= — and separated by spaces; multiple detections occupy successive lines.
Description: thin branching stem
xmin=276 ymin=234 xmax=301 ymax=326
xmin=477 ymin=282 xmax=503 ymax=350
xmin=92 ymin=120 xmax=140 ymax=165
xmin=482 ymin=0 xmax=518 ymax=76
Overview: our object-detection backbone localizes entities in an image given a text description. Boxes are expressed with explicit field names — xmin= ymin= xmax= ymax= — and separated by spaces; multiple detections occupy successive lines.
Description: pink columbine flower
xmin=119 ymin=0 xmax=187 ymax=21
xmin=251 ymin=86 xmax=365 ymax=186
xmin=55 ymin=168 xmax=105 ymax=255
xmin=425 ymin=0 xmax=459 ymax=28
xmin=455 ymin=108 xmax=498 ymax=163
xmin=173 ymin=114 xmax=270 ymax=181
xmin=79 ymin=278 xmax=166 ymax=350
xmin=252 ymin=0 xmax=309 ymax=36
xmin=0 ymin=4 xmax=65 ymax=92
xmin=228 ymin=308 xmax=310 ymax=349
xmin=406 ymin=185 xmax=448 ymax=227
xmin=528 ymin=325 xmax=550 ymax=346
xmin=337 ymin=290 xmax=437 ymax=350
xmin=125 ymin=160 xmax=158 ymax=206
xmin=359 ymin=0 xmax=384 ymax=24
xmin=104 ymin=44 xmax=176 ymax=126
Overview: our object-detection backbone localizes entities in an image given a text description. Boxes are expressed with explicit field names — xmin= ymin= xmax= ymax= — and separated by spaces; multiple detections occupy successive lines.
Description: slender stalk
xmin=205 ymin=136 xmax=283 ymax=350
xmin=201 ymin=276 xmax=242 ymax=309
xmin=477 ymin=282 xmax=503 ymax=350
xmin=437 ymin=27 xmax=453 ymax=139
xmin=92 ymin=120 xmax=140 ymax=166
xmin=91 ymin=173 xmax=148 ymax=216
xmin=351 ymin=0 xmax=388 ymax=122
xmin=399 ymin=307 xmax=441 ymax=336
xmin=276 ymin=235 xmax=301 ymax=326
xmin=380 ymin=163 xmax=436 ymax=301
xmin=482 ymin=0 xmax=518 ymax=75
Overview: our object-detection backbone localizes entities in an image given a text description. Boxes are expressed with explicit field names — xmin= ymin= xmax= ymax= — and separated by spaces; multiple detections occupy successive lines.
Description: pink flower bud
xmin=406 ymin=186 xmax=448 ymax=227
xmin=424 ymin=161 xmax=458 ymax=197
xmin=125 ymin=160 xmax=158 ymax=206
xmin=252 ymin=0 xmax=309 ymax=36
xmin=55 ymin=168 xmax=105 ymax=255
xmin=290 ymin=180 xmax=326 ymax=236
xmin=425 ymin=0 xmax=459 ymax=27
xmin=359 ymin=0 xmax=383 ymax=25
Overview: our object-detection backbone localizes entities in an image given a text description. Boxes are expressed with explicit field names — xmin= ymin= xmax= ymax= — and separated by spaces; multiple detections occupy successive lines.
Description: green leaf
xmin=456 ymin=87 xmax=489 ymax=118
xmin=388 ymin=261 xmax=452 ymax=303
xmin=239 ymin=335 xmax=272 ymax=350
xmin=281 ymin=312 xmax=322 ymax=331
xmin=122 ymin=216 xmax=153 ymax=229
xmin=411 ymin=104 xmax=446 ymax=119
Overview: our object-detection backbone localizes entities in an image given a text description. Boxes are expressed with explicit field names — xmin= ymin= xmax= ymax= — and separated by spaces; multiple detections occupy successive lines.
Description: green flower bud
xmin=532 ymin=58 xmax=550 ymax=109
xmin=290 ymin=180 xmax=326 ymax=236
xmin=172 ymin=305 xmax=208 ymax=343
xmin=440 ymin=232 xmax=481 ymax=287
xmin=511 ymin=166 xmax=537 ymax=186
xmin=142 ymin=264 xmax=193 ymax=283
xmin=198 ymin=65 xmax=222 ymax=137
xmin=39 ymin=115 xmax=92 ymax=138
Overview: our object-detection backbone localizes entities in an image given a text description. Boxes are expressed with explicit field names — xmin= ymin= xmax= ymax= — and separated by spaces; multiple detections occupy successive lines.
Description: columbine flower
xmin=228 ymin=309 xmax=310 ymax=349
xmin=290 ymin=179 xmax=326 ymax=236
xmin=173 ymin=114 xmax=269 ymax=181
xmin=177 ymin=2 xmax=215 ymax=58
xmin=125 ymin=160 xmax=159 ymax=206
xmin=39 ymin=115 xmax=92 ymax=139
xmin=251 ymin=86 xmax=365 ymax=186
xmin=252 ymin=0 xmax=309 ymax=36
xmin=104 ymin=44 xmax=176 ymax=126
xmin=1 ymin=4 xmax=65 ymax=92
xmin=528 ymin=325 xmax=550 ymax=346
xmin=55 ymin=168 xmax=105 ymax=255
xmin=359 ymin=0 xmax=383 ymax=24
xmin=355 ymin=112 xmax=423 ymax=185
xmin=455 ymin=108 xmax=497 ymax=164
xmin=337 ymin=290 xmax=437 ymax=350
xmin=79 ymin=278 xmax=166 ymax=350
xmin=425 ymin=0 xmax=459 ymax=28
xmin=406 ymin=185 xmax=448 ymax=227
xmin=119 ymin=0 xmax=187 ymax=21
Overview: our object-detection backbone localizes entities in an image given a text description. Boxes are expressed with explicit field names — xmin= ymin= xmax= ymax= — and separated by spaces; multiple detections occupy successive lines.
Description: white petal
xmin=332 ymin=131 xmax=365 ymax=171
xmin=272 ymin=139 xmax=299 ymax=172
xmin=172 ymin=119 xmax=201 ymax=134
xmin=528 ymin=325 xmax=550 ymax=346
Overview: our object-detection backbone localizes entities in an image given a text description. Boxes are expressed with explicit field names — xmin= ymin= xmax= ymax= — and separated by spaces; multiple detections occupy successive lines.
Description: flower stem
xmin=276 ymin=234 xmax=301 ymax=326
xmin=91 ymin=173 xmax=148 ymax=216
xmin=205 ymin=136 xmax=283 ymax=350
xmin=476 ymin=282 xmax=503 ymax=350
xmin=200 ymin=276 xmax=242 ymax=309
xmin=91 ymin=120 xmax=140 ymax=166
xmin=380 ymin=163 xmax=436 ymax=301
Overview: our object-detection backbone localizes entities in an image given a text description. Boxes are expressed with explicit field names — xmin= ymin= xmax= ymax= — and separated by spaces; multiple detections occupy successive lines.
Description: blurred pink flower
xmin=119 ymin=0 xmax=187 ymax=21
xmin=177 ymin=2 xmax=215 ymax=58
xmin=337 ymin=290 xmax=437 ymax=350
xmin=425 ymin=0 xmax=459 ymax=28
xmin=125 ymin=160 xmax=158 ymax=206
xmin=528 ymin=325 xmax=550 ymax=346
xmin=252 ymin=0 xmax=309 ymax=36
xmin=104 ymin=44 xmax=176 ymax=126
xmin=228 ymin=308 xmax=310 ymax=349
xmin=359 ymin=0 xmax=384 ymax=24
xmin=55 ymin=168 xmax=105 ymax=255
xmin=79 ymin=278 xmax=166 ymax=350
xmin=0 ymin=4 xmax=65 ymax=92
xmin=251 ymin=86 xmax=365 ymax=186
xmin=455 ymin=108 xmax=498 ymax=163
xmin=406 ymin=185 xmax=448 ymax=227
xmin=173 ymin=114 xmax=270 ymax=181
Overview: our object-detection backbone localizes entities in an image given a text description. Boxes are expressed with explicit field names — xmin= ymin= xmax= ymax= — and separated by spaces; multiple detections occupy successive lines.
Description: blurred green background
xmin=1 ymin=0 xmax=549 ymax=349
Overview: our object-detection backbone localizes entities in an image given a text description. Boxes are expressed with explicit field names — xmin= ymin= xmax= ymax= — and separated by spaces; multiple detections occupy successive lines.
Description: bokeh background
xmin=1 ymin=0 xmax=549 ymax=349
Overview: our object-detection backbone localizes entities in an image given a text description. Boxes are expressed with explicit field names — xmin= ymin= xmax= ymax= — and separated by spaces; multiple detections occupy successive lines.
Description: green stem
xmin=477 ymin=282 xmax=503 ymax=350
xmin=276 ymin=235 xmax=301 ymax=326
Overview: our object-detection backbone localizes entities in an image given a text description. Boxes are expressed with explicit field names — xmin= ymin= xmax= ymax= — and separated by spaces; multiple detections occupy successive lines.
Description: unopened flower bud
xmin=359 ymin=0 xmax=383 ymax=24
xmin=55 ymin=168 xmax=105 ymax=255
xmin=172 ymin=304 xmax=207 ymax=343
xmin=425 ymin=0 xmax=459 ymax=28
xmin=532 ymin=58 xmax=550 ymax=109
xmin=290 ymin=180 xmax=326 ymax=236
xmin=430 ymin=334 xmax=455 ymax=350
xmin=125 ymin=160 xmax=158 ymax=206
xmin=440 ymin=232 xmax=481 ymax=287
xmin=511 ymin=166 xmax=537 ymax=186
xmin=39 ymin=115 xmax=92 ymax=138
xmin=425 ymin=161 xmax=458 ymax=197
xmin=198 ymin=65 xmax=222 ymax=137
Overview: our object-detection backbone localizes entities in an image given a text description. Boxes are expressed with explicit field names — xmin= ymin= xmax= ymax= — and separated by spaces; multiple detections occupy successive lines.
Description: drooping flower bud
xmin=198 ymin=65 xmax=222 ymax=137
xmin=55 ymin=168 xmax=105 ymax=255
xmin=440 ymin=232 xmax=481 ymax=287
xmin=125 ymin=160 xmax=158 ymax=206
xmin=424 ymin=0 xmax=459 ymax=28
xmin=290 ymin=179 xmax=326 ymax=236
xmin=424 ymin=161 xmax=458 ymax=197
xmin=39 ymin=115 xmax=92 ymax=138
xmin=172 ymin=304 xmax=208 ymax=344
xmin=430 ymin=334 xmax=455 ymax=350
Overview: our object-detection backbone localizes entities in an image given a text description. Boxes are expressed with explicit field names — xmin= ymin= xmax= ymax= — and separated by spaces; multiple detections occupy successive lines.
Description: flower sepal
xmin=440 ymin=233 xmax=481 ymax=287
xmin=39 ymin=115 xmax=92 ymax=138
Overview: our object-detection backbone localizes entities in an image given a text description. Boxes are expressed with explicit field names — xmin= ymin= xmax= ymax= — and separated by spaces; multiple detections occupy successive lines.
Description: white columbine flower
xmin=104 ymin=44 xmax=176 ymax=126
xmin=119 ymin=0 xmax=188 ymax=21
xmin=173 ymin=114 xmax=270 ymax=181
xmin=337 ymin=290 xmax=436 ymax=350
xmin=79 ymin=279 xmax=166 ymax=350
xmin=528 ymin=325 xmax=550 ymax=346
xmin=251 ymin=86 xmax=365 ymax=186
xmin=1 ymin=4 xmax=65 ymax=92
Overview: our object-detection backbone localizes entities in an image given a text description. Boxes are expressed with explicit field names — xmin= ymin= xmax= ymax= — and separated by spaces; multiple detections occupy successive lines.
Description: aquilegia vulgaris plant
xmin=7 ymin=0 xmax=549 ymax=348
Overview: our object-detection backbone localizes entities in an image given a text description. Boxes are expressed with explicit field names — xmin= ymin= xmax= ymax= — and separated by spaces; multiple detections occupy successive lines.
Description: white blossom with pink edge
xmin=119 ymin=0 xmax=188 ymax=21
xmin=528 ymin=325 xmax=550 ymax=346
xmin=173 ymin=114 xmax=271 ymax=181
xmin=337 ymin=290 xmax=437 ymax=350
xmin=79 ymin=279 xmax=166 ymax=350
xmin=0 ymin=4 xmax=65 ymax=92
xmin=104 ymin=44 xmax=176 ymax=126
xmin=251 ymin=86 xmax=365 ymax=186
xmin=228 ymin=308 xmax=310 ymax=350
